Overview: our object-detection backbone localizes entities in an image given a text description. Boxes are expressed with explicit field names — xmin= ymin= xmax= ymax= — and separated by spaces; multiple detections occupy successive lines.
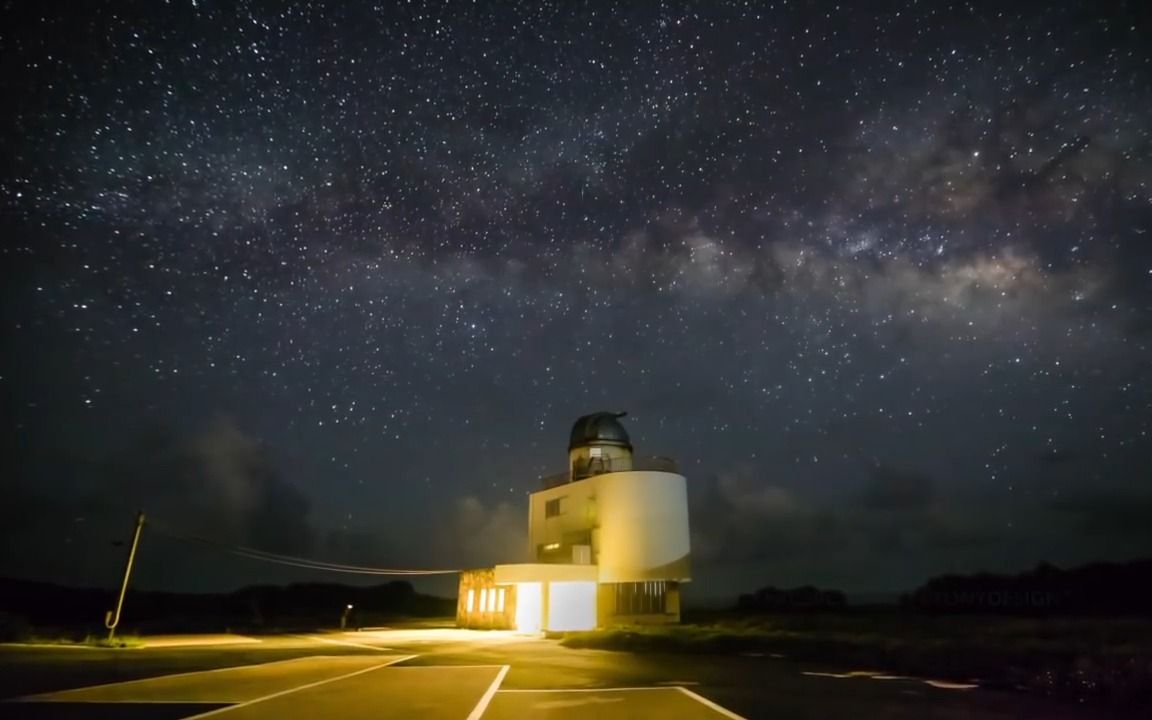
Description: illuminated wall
xmin=528 ymin=477 xmax=599 ymax=563
xmin=514 ymin=582 xmax=542 ymax=633
xmin=546 ymin=581 xmax=597 ymax=631
xmin=456 ymin=568 xmax=515 ymax=630
xmin=595 ymin=471 xmax=691 ymax=583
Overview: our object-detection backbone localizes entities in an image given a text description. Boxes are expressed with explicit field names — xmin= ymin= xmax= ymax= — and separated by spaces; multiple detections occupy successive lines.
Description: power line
xmin=149 ymin=520 xmax=461 ymax=576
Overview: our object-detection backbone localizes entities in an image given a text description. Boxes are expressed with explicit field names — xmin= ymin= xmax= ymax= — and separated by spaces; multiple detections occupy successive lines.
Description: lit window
xmin=589 ymin=447 xmax=602 ymax=457
xmin=466 ymin=589 xmax=475 ymax=612
xmin=543 ymin=542 xmax=560 ymax=551
xmin=497 ymin=588 xmax=506 ymax=612
xmin=479 ymin=588 xmax=488 ymax=612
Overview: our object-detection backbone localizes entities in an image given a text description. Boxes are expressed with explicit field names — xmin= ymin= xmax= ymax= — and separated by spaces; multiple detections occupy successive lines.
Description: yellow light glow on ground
xmin=546 ymin=581 xmax=596 ymax=631
xmin=515 ymin=582 xmax=542 ymax=633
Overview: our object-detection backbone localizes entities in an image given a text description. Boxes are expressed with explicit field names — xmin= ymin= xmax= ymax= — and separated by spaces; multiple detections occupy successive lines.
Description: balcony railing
xmin=539 ymin=456 xmax=679 ymax=489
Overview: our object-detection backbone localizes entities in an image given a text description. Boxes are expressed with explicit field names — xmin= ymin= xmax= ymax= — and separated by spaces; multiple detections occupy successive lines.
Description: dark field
xmin=561 ymin=612 xmax=1152 ymax=711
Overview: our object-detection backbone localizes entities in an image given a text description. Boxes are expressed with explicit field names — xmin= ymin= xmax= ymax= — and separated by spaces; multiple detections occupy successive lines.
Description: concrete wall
xmin=528 ymin=477 xmax=598 ymax=562
xmin=596 ymin=471 xmax=691 ymax=583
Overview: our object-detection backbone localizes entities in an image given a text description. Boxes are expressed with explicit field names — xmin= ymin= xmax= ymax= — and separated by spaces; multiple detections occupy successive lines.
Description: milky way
xmin=1 ymin=1 xmax=1149 ymax=596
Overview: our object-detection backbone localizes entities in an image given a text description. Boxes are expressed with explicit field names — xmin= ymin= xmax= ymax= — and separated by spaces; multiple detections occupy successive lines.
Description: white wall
xmin=546 ymin=581 xmax=597 ymax=631
xmin=596 ymin=471 xmax=691 ymax=582
xmin=528 ymin=477 xmax=598 ymax=556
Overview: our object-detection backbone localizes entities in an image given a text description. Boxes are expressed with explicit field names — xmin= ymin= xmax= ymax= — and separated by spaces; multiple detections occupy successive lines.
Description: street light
xmin=341 ymin=603 xmax=353 ymax=630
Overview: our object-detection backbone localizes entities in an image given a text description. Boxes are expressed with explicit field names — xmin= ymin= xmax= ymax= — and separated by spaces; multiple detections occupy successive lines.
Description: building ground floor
xmin=456 ymin=563 xmax=683 ymax=632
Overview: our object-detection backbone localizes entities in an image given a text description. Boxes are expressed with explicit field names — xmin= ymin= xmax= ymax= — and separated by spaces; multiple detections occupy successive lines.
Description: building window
xmin=612 ymin=581 xmax=667 ymax=615
xmin=479 ymin=588 xmax=488 ymax=612
xmin=589 ymin=447 xmax=602 ymax=457
xmin=497 ymin=588 xmax=506 ymax=612
xmin=545 ymin=497 xmax=567 ymax=517
xmin=466 ymin=589 xmax=475 ymax=613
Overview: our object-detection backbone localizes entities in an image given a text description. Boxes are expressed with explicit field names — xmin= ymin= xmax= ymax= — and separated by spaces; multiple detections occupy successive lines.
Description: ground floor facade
xmin=456 ymin=564 xmax=683 ymax=632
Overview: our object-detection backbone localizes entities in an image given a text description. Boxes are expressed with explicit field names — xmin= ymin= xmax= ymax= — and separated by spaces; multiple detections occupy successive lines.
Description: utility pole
xmin=105 ymin=511 xmax=145 ymax=643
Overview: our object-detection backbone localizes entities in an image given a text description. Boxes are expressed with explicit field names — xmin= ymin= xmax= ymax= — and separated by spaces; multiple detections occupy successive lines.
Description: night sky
xmin=1 ymin=0 xmax=1150 ymax=600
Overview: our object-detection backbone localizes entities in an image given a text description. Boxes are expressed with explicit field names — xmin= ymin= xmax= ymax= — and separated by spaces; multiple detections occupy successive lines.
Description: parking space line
xmin=292 ymin=634 xmax=394 ymax=652
xmin=465 ymin=664 xmax=509 ymax=720
xmin=180 ymin=654 xmax=417 ymax=719
xmin=394 ymin=664 xmax=508 ymax=668
xmin=676 ymin=686 xmax=748 ymax=720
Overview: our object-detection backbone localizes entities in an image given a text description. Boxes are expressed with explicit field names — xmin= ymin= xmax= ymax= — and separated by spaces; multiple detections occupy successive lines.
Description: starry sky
xmin=1 ymin=0 xmax=1150 ymax=600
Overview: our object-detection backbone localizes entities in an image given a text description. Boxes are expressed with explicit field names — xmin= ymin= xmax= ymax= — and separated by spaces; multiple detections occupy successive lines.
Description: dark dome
xmin=569 ymin=412 xmax=632 ymax=451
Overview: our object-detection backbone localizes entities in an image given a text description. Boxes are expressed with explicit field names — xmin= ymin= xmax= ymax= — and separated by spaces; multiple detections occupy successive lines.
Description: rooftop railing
xmin=539 ymin=456 xmax=679 ymax=489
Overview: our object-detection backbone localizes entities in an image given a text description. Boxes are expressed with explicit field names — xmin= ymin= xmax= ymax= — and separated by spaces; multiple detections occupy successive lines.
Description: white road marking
xmin=179 ymin=655 xmax=417 ymax=719
xmin=464 ymin=664 xmax=509 ymax=720
xmin=802 ymin=670 xmax=885 ymax=679
xmin=924 ymin=679 xmax=979 ymax=690
xmin=535 ymin=696 xmax=626 ymax=709
xmin=294 ymin=634 xmax=393 ymax=652
xmin=142 ymin=635 xmax=261 ymax=648
xmin=385 ymin=664 xmax=509 ymax=669
xmin=677 ymin=686 xmax=749 ymax=720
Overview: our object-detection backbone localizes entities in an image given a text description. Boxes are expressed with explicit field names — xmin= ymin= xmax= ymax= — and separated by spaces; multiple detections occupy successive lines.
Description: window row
xmin=612 ymin=581 xmax=668 ymax=615
xmin=465 ymin=587 xmax=506 ymax=614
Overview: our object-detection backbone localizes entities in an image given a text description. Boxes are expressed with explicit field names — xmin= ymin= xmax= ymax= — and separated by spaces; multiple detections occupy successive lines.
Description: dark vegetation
xmin=903 ymin=559 xmax=1152 ymax=615
xmin=566 ymin=559 xmax=1152 ymax=712
xmin=0 ymin=577 xmax=454 ymax=641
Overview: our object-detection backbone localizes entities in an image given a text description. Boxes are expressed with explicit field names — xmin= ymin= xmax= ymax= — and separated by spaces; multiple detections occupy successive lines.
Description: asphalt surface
xmin=0 ymin=629 xmax=1139 ymax=719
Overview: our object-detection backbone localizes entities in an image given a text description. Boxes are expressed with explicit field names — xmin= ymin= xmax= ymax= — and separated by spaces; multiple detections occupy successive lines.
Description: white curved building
xmin=457 ymin=413 xmax=691 ymax=631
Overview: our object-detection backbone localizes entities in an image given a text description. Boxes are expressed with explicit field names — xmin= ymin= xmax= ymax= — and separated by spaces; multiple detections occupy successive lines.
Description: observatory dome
xmin=568 ymin=411 xmax=632 ymax=451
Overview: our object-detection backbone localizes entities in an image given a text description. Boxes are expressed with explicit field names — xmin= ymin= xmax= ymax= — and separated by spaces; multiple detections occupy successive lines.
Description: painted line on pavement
xmin=390 ymin=664 xmax=508 ymax=669
xmin=925 ymin=679 xmax=979 ymax=690
xmin=677 ymin=686 xmax=749 ymax=720
xmin=180 ymin=654 xmax=417 ymax=719
xmin=465 ymin=664 xmax=509 ymax=720
xmin=293 ymin=634 xmax=394 ymax=652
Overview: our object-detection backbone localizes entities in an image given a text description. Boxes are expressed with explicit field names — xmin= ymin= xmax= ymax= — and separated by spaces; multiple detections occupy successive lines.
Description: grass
xmin=10 ymin=632 xmax=144 ymax=649
xmin=559 ymin=613 xmax=1152 ymax=710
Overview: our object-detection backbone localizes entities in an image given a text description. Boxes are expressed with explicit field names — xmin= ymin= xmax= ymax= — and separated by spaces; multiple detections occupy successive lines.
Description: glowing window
xmin=479 ymin=588 xmax=488 ymax=612
xmin=497 ymin=588 xmax=506 ymax=612
xmin=466 ymin=589 xmax=475 ymax=612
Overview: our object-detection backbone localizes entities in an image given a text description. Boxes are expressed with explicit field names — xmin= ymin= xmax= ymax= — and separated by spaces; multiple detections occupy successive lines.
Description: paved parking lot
xmin=5 ymin=654 xmax=744 ymax=719
xmin=3 ymin=629 xmax=1128 ymax=719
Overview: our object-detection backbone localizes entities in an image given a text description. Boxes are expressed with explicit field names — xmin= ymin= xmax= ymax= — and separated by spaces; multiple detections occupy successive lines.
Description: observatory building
xmin=456 ymin=412 xmax=691 ymax=632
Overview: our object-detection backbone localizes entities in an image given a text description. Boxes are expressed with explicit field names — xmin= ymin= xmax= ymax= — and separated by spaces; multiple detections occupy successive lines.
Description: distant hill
xmin=0 ymin=577 xmax=454 ymax=636
xmin=732 ymin=559 xmax=1152 ymax=616
xmin=736 ymin=585 xmax=848 ymax=613
xmin=903 ymin=559 xmax=1152 ymax=615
